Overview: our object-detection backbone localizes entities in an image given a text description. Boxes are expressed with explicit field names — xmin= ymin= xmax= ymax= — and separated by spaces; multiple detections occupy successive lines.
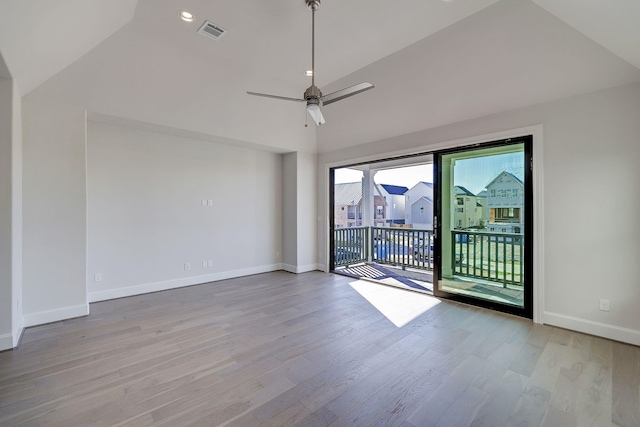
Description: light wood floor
xmin=1 ymin=271 xmax=638 ymax=426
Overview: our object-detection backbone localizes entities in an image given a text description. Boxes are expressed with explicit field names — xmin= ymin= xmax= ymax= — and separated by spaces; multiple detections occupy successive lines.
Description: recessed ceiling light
xmin=305 ymin=70 xmax=313 ymax=77
xmin=179 ymin=11 xmax=195 ymax=22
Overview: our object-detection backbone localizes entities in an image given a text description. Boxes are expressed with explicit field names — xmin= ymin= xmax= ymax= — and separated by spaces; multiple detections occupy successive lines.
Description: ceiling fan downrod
xmin=246 ymin=0 xmax=374 ymax=127
xmin=306 ymin=0 xmax=320 ymax=91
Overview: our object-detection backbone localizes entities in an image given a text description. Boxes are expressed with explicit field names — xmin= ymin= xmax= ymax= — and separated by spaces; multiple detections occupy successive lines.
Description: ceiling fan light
xmin=306 ymin=103 xmax=325 ymax=125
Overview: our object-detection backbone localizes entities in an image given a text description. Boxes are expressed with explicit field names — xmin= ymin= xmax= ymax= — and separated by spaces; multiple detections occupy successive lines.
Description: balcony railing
xmin=451 ymin=230 xmax=523 ymax=288
xmin=333 ymin=227 xmax=524 ymax=287
xmin=334 ymin=226 xmax=369 ymax=267
xmin=371 ymin=227 xmax=434 ymax=271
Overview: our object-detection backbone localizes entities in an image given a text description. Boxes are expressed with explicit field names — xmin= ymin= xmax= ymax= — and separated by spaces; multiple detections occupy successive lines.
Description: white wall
xmin=282 ymin=151 xmax=318 ymax=273
xmin=0 ymin=77 xmax=22 ymax=349
xmin=87 ymin=121 xmax=283 ymax=301
xmin=318 ymin=81 xmax=640 ymax=345
xmin=22 ymin=89 xmax=89 ymax=326
xmin=10 ymin=78 xmax=23 ymax=347
xmin=296 ymin=152 xmax=318 ymax=271
xmin=282 ymin=153 xmax=298 ymax=270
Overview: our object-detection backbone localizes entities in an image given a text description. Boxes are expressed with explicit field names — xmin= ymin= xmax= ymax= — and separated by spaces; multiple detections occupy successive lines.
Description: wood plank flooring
xmin=1 ymin=271 xmax=639 ymax=426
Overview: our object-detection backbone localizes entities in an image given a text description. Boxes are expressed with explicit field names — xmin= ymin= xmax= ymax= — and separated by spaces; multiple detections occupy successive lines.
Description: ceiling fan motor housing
xmin=304 ymin=85 xmax=322 ymax=101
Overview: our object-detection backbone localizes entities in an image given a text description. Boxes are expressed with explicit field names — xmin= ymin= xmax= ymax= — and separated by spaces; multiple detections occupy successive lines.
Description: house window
xmin=490 ymin=190 xmax=496 ymax=197
xmin=495 ymin=208 xmax=520 ymax=221
xmin=457 ymin=198 xmax=464 ymax=205
xmin=512 ymin=189 xmax=519 ymax=198
xmin=457 ymin=208 xmax=464 ymax=213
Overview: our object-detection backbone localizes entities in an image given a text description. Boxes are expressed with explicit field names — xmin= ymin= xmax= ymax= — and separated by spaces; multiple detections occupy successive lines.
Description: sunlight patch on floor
xmin=350 ymin=280 xmax=440 ymax=327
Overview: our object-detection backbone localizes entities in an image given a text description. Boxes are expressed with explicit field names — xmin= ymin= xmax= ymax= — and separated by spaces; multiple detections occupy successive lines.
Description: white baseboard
xmin=543 ymin=311 xmax=640 ymax=346
xmin=23 ymin=304 xmax=90 ymax=328
xmin=89 ymin=263 xmax=283 ymax=303
xmin=282 ymin=263 xmax=320 ymax=274
xmin=0 ymin=332 xmax=14 ymax=351
xmin=0 ymin=322 xmax=25 ymax=351
xmin=12 ymin=324 xmax=24 ymax=348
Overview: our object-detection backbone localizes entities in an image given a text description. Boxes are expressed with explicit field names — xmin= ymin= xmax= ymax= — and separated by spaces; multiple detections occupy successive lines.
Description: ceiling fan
xmin=247 ymin=0 xmax=374 ymax=126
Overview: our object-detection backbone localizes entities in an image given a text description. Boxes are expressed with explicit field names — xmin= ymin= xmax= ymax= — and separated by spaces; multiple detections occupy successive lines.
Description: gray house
xmin=486 ymin=171 xmax=524 ymax=234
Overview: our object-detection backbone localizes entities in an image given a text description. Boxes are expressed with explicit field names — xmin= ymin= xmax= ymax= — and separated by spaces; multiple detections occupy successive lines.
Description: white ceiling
xmin=1 ymin=0 xmax=639 ymax=153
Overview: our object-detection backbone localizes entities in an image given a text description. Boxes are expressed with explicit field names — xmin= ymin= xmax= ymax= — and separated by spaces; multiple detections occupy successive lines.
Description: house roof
xmin=411 ymin=196 xmax=433 ymax=206
xmin=487 ymin=171 xmax=524 ymax=188
xmin=454 ymin=186 xmax=475 ymax=197
xmin=1 ymin=1 xmax=638 ymax=153
xmin=379 ymin=184 xmax=409 ymax=196
xmin=334 ymin=182 xmax=362 ymax=206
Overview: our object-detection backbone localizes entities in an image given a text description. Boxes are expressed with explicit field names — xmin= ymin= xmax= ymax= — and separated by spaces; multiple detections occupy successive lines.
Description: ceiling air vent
xmin=198 ymin=21 xmax=227 ymax=40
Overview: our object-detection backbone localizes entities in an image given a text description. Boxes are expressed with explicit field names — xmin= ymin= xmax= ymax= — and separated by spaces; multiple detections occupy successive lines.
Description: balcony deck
xmin=334 ymin=226 xmax=525 ymax=306
xmin=336 ymin=262 xmax=524 ymax=307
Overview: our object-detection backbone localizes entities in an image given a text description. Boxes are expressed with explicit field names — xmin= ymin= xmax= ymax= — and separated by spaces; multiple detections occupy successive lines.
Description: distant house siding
xmin=486 ymin=172 xmax=524 ymax=233
xmin=411 ymin=198 xmax=433 ymax=230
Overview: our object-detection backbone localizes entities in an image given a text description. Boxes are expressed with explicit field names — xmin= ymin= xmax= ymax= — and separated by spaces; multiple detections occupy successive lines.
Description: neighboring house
xmin=486 ymin=171 xmax=524 ymax=234
xmin=454 ymin=186 xmax=484 ymax=229
xmin=334 ymin=182 xmax=386 ymax=228
xmin=334 ymin=182 xmax=362 ymax=228
xmin=410 ymin=196 xmax=434 ymax=230
xmin=476 ymin=189 xmax=489 ymax=228
xmin=377 ymin=184 xmax=408 ymax=225
xmin=404 ymin=181 xmax=433 ymax=226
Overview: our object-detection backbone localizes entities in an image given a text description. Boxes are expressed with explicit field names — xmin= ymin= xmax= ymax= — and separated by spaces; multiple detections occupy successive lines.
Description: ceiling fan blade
xmin=246 ymin=92 xmax=306 ymax=102
xmin=320 ymin=82 xmax=374 ymax=106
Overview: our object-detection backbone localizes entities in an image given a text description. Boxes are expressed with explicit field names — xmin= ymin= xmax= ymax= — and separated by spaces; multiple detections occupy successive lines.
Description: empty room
xmin=1 ymin=0 xmax=640 ymax=426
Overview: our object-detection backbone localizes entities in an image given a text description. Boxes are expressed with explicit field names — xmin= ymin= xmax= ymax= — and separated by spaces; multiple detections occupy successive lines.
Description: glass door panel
xmin=435 ymin=138 xmax=532 ymax=317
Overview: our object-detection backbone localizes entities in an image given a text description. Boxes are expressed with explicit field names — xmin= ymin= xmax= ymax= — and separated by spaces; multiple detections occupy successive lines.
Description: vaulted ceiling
xmin=1 ymin=0 xmax=639 ymax=153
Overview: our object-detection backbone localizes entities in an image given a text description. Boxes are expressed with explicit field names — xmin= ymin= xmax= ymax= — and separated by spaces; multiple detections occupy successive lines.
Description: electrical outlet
xmin=207 ymin=200 xmax=213 ymax=207
xmin=599 ymin=299 xmax=610 ymax=311
xmin=184 ymin=262 xmax=191 ymax=271
xmin=94 ymin=273 xmax=102 ymax=282
xmin=202 ymin=260 xmax=207 ymax=268
xmin=201 ymin=199 xmax=207 ymax=207
xmin=207 ymin=260 xmax=213 ymax=267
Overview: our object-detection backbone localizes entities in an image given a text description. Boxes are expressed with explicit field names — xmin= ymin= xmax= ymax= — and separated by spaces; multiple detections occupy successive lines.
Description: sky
xmin=334 ymin=152 xmax=524 ymax=195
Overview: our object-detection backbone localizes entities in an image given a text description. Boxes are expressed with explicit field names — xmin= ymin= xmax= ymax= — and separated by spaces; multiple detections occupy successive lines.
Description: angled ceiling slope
xmin=316 ymin=0 xmax=640 ymax=151
xmin=532 ymin=0 xmax=640 ymax=70
xmin=0 ymin=0 xmax=137 ymax=94
xmin=1 ymin=0 xmax=639 ymax=154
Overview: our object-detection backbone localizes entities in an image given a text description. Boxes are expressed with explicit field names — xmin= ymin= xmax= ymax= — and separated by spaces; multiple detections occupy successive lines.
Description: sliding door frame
xmin=323 ymin=125 xmax=543 ymax=322
xmin=433 ymin=136 xmax=534 ymax=318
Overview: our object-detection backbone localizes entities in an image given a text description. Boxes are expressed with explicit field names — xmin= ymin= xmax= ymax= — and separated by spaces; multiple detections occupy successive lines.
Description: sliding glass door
xmin=434 ymin=137 xmax=533 ymax=318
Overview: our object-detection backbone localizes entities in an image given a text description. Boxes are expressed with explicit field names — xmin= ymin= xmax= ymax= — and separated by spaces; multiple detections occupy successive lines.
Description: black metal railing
xmin=333 ymin=227 xmax=524 ymax=288
xmin=371 ymin=227 xmax=434 ymax=271
xmin=451 ymin=230 xmax=523 ymax=287
xmin=334 ymin=226 xmax=369 ymax=267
